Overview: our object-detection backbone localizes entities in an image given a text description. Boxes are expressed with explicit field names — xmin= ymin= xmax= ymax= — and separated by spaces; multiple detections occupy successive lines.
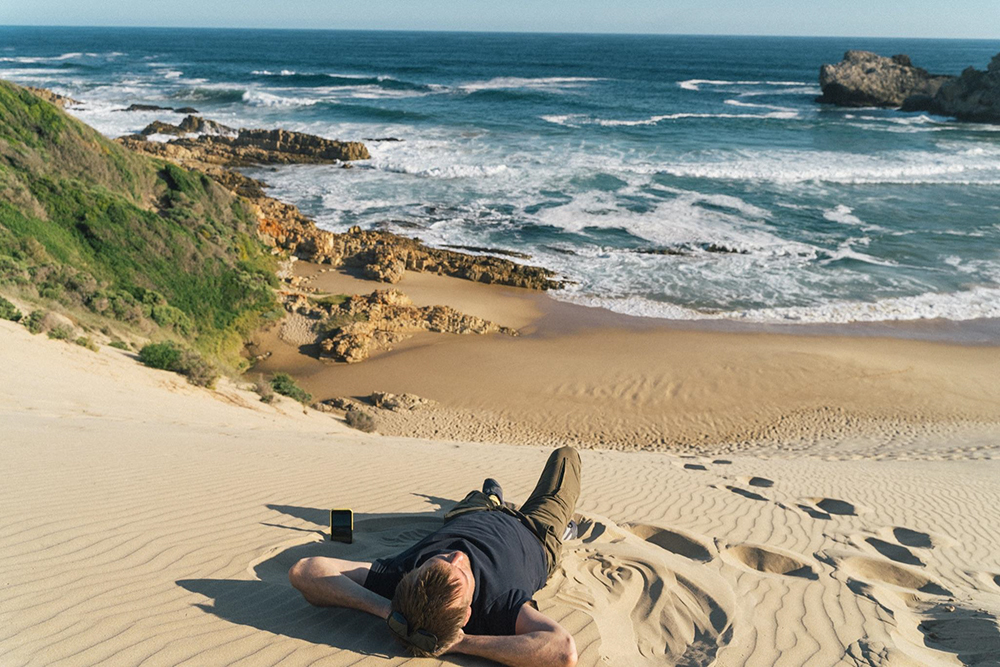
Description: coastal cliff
xmin=0 ymin=80 xmax=279 ymax=366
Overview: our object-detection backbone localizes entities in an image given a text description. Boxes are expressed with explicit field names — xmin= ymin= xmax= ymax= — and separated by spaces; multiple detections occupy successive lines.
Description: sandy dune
xmin=2 ymin=320 xmax=1000 ymax=666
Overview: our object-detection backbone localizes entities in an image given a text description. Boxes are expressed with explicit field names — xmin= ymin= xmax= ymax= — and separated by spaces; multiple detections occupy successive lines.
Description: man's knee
xmin=554 ymin=445 xmax=580 ymax=466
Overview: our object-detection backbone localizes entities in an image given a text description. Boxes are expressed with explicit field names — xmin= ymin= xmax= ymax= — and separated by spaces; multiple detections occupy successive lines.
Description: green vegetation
xmin=138 ymin=341 xmax=182 ymax=370
xmin=109 ymin=340 xmax=130 ymax=351
xmin=138 ymin=340 xmax=218 ymax=388
xmin=0 ymin=295 xmax=20 ymax=321
xmin=74 ymin=336 xmax=99 ymax=352
xmin=47 ymin=324 xmax=72 ymax=340
xmin=24 ymin=310 xmax=44 ymax=334
xmin=345 ymin=408 xmax=376 ymax=433
xmin=310 ymin=293 xmax=349 ymax=308
xmin=0 ymin=81 xmax=281 ymax=370
xmin=270 ymin=372 xmax=312 ymax=404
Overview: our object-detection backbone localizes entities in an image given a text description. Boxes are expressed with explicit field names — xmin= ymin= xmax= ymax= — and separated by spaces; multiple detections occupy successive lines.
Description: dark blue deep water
xmin=3 ymin=27 xmax=1000 ymax=323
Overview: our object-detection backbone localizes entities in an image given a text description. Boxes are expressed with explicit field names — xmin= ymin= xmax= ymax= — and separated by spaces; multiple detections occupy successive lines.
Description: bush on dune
xmin=269 ymin=373 xmax=312 ymax=404
xmin=0 ymin=295 xmax=21 ymax=321
xmin=138 ymin=340 xmax=218 ymax=388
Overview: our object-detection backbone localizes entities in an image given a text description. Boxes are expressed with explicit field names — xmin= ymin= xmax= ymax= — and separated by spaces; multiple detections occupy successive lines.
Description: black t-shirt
xmin=363 ymin=510 xmax=548 ymax=635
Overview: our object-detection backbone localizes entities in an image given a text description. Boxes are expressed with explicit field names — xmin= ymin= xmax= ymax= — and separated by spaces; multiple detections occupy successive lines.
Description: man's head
xmin=389 ymin=550 xmax=475 ymax=657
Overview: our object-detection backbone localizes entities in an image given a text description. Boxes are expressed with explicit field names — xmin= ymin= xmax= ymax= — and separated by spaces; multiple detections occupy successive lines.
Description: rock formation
xmin=118 ymin=103 xmax=199 ymax=113
xmin=23 ymin=86 xmax=79 ymax=108
xmin=369 ymin=391 xmax=437 ymax=411
xmin=138 ymin=115 xmax=235 ymax=137
xmin=817 ymin=51 xmax=952 ymax=108
xmin=906 ymin=54 xmax=1000 ymax=123
xmin=119 ymin=126 xmax=369 ymax=166
xmin=280 ymin=288 xmax=517 ymax=363
xmin=118 ymin=125 xmax=565 ymax=290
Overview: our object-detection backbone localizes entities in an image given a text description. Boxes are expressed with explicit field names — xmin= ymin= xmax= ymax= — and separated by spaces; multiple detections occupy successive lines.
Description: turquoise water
xmin=3 ymin=27 xmax=1000 ymax=325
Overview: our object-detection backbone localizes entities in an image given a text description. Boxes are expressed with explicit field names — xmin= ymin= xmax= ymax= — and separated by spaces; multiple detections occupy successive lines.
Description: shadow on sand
xmin=176 ymin=498 xmax=492 ymax=663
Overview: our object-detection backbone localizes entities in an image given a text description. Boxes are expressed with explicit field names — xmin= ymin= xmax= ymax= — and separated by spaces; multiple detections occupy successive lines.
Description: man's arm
xmin=288 ymin=557 xmax=391 ymax=620
xmin=447 ymin=602 xmax=577 ymax=667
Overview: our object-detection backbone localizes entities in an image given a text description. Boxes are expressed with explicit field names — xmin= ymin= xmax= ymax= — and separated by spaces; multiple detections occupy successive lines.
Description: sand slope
xmin=2 ymin=320 xmax=1000 ymax=666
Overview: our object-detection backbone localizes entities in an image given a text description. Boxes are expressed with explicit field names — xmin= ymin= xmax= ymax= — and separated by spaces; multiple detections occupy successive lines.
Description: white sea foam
xmin=541 ymin=109 xmax=799 ymax=126
xmin=654 ymin=147 xmax=1000 ymax=185
xmin=241 ymin=90 xmax=319 ymax=107
xmin=459 ymin=77 xmax=603 ymax=93
xmin=679 ymin=79 xmax=809 ymax=91
xmin=557 ymin=286 xmax=1000 ymax=324
xmin=823 ymin=204 xmax=864 ymax=226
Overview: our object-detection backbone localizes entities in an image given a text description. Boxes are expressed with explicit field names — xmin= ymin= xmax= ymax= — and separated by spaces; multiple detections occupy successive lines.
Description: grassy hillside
xmin=0 ymin=80 xmax=280 ymax=367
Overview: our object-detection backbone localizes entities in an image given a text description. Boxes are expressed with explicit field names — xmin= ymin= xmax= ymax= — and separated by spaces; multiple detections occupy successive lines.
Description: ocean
xmin=3 ymin=26 xmax=1000 ymax=326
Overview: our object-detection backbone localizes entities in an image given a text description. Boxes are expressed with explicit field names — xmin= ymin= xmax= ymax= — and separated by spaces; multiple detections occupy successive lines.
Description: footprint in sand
xmin=624 ymin=523 xmax=716 ymax=562
xmin=544 ymin=517 xmax=736 ymax=666
xmin=796 ymin=504 xmax=831 ymax=520
xmin=725 ymin=485 xmax=767 ymax=502
xmin=808 ymin=497 xmax=858 ymax=516
xmin=887 ymin=526 xmax=955 ymax=550
xmin=743 ymin=476 xmax=774 ymax=488
xmin=995 ymin=574 xmax=1000 ymax=590
xmin=863 ymin=537 xmax=924 ymax=567
xmin=723 ymin=544 xmax=818 ymax=579
xmin=683 ymin=463 xmax=708 ymax=471
xmin=835 ymin=554 xmax=951 ymax=596
xmin=712 ymin=460 xmax=732 ymax=465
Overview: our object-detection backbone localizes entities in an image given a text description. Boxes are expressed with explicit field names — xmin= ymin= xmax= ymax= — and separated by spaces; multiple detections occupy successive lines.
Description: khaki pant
xmin=444 ymin=446 xmax=582 ymax=576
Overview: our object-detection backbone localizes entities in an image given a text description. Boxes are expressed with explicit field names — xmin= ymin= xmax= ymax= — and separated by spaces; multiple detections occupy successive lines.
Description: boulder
xmin=369 ymin=391 xmax=437 ymax=411
xmin=917 ymin=54 xmax=1000 ymax=123
xmin=139 ymin=120 xmax=186 ymax=136
xmin=178 ymin=115 xmax=235 ymax=136
xmin=817 ymin=51 xmax=952 ymax=108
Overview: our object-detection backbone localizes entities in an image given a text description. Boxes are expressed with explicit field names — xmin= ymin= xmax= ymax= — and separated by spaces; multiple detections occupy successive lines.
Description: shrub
xmin=138 ymin=341 xmax=217 ymax=387
xmin=24 ymin=310 xmax=45 ymax=334
xmin=270 ymin=373 xmax=312 ymax=404
xmin=174 ymin=349 xmax=218 ymax=388
xmin=345 ymin=408 xmax=376 ymax=433
xmin=109 ymin=340 xmax=131 ymax=350
xmin=253 ymin=374 xmax=275 ymax=403
xmin=74 ymin=336 xmax=99 ymax=352
xmin=0 ymin=296 xmax=22 ymax=322
xmin=47 ymin=324 xmax=72 ymax=340
xmin=138 ymin=341 xmax=182 ymax=370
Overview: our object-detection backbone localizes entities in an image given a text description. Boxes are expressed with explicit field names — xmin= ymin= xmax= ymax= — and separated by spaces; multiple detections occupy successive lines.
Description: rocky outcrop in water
xmin=817 ymin=51 xmax=952 ymax=108
xmin=119 ymin=125 xmax=369 ymax=166
xmin=119 ymin=116 xmax=565 ymax=290
xmin=118 ymin=103 xmax=199 ymax=113
xmin=138 ymin=115 xmax=235 ymax=137
xmin=905 ymin=54 xmax=1000 ymax=123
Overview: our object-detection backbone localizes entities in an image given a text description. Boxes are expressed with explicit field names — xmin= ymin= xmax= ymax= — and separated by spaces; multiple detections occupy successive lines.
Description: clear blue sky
xmin=4 ymin=0 xmax=1000 ymax=39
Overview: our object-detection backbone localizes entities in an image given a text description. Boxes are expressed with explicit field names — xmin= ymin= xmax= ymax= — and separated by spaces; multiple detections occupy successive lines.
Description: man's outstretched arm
xmin=288 ymin=557 xmax=391 ymax=620
xmin=448 ymin=602 xmax=577 ymax=667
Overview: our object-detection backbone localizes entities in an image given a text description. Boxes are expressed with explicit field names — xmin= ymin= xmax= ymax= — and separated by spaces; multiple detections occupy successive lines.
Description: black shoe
xmin=482 ymin=478 xmax=504 ymax=506
xmin=562 ymin=520 xmax=578 ymax=541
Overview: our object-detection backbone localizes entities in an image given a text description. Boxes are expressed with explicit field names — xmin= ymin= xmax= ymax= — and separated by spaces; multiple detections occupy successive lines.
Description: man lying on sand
xmin=289 ymin=446 xmax=581 ymax=667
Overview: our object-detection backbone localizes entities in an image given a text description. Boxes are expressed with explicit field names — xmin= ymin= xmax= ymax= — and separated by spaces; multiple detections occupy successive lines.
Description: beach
xmin=252 ymin=260 xmax=1000 ymax=454
xmin=3 ymin=27 xmax=1000 ymax=666
xmin=3 ymin=319 xmax=1000 ymax=666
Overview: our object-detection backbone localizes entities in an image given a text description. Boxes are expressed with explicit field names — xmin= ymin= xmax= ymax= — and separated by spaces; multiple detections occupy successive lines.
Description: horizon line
xmin=3 ymin=23 xmax=1000 ymax=42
